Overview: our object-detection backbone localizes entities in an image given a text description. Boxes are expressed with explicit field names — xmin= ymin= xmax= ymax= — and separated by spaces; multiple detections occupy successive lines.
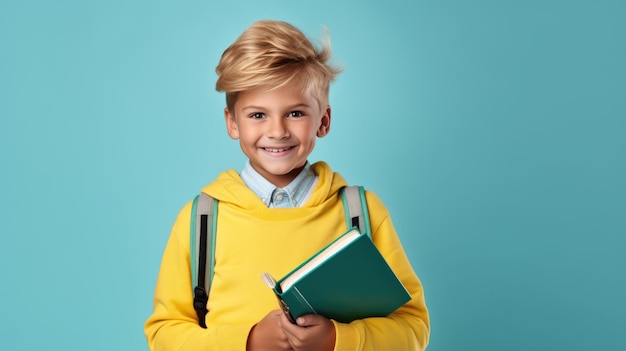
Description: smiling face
xmin=224 ymin=84 xmax=331 ymax=187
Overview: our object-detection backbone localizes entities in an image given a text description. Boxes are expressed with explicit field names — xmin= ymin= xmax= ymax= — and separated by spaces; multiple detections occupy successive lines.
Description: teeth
xmin=265 ymin=147 xmax=291 ymax=152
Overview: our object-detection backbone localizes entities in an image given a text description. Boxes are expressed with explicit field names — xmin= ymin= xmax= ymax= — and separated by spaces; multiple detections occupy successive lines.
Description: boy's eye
xmin=250 ymin=112 xmax=265 ymax=119
xmin=288 ymin=111 xmax=304 ymax=118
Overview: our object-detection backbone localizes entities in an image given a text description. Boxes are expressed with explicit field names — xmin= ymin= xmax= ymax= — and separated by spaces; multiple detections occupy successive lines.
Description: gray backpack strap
xmin=190 ymin=192 xmax=218 ymax=328
xmin=341 ymin=186 xmax=371 ymax=238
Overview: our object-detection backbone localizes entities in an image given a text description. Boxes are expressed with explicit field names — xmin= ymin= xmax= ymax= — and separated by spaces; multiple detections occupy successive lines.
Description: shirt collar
xmin=240 ymin=161 xmax=317 ymax=208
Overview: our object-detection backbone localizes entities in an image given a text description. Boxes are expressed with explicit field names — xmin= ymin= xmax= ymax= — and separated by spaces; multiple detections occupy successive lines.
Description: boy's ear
xmin=316 ymin=106 xmax=331 ymax=138
xmin=224 ymin=108 xmax=240 ymax=140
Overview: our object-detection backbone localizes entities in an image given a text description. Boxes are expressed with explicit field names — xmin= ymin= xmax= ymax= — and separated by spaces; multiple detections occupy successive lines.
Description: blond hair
xmin=215 ymin=20 xmax=342 ymax=112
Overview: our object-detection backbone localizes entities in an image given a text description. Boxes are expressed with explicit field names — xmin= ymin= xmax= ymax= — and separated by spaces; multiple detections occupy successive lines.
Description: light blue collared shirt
xmin=240 ymin=161 xmax=318 ymax=208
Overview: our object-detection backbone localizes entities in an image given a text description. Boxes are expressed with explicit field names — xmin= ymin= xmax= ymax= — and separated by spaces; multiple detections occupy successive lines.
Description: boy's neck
xmin=249 ymin=164 xmax=307 ymax=188
xmin=268 ymin=165 xmax=306 ymax=188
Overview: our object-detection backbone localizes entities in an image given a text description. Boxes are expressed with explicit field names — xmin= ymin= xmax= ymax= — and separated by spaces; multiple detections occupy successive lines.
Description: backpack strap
xmin=190 ymin=192 xmax=218 ymax=329
xmin=341 ymin=186 xmax=371 ymax=238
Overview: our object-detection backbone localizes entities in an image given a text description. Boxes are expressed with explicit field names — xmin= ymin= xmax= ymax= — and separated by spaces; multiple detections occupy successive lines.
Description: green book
xmin=261 ymin=228 xmax=411 ymax=323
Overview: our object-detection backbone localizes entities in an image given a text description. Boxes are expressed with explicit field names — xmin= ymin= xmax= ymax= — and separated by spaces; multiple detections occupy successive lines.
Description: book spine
xmin=280 ymin=286 xmax=317 ymax=321
xmin=274 ymin=291 xmax=297 ymax=324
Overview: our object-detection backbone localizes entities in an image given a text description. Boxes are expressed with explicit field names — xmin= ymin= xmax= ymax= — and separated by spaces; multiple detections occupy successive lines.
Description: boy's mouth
xmin=263 ymin=146 xmax=295 ymax=153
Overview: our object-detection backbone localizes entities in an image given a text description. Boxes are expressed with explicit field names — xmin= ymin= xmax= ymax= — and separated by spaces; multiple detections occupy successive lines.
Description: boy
xmin=144 ymin=20 xmax=430 ymax=351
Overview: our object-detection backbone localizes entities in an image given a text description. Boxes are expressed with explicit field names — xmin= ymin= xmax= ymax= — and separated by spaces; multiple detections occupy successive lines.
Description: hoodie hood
xmin=201 ymin=161 xmax=348 ymax=210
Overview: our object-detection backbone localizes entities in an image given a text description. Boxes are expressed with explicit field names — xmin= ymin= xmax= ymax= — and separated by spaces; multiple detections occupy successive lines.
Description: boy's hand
xmin=279 ymin=313 xmax=336 ymax=351
xmin=247 ymin=310 xmax=294 ymax=351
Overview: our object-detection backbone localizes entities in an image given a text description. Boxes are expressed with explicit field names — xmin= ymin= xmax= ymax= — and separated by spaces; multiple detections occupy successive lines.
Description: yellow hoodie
xmin=145 ymin=162 xmax=430 ymax=350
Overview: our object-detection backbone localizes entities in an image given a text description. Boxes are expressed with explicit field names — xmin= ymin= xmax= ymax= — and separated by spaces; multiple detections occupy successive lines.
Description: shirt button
xmin=275 ymin=193 xmax=284 ymax=201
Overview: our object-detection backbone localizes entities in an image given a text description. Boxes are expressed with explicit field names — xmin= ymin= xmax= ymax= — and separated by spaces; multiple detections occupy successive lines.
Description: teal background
xmin=1 ymin=0 xmax=624 ymax=350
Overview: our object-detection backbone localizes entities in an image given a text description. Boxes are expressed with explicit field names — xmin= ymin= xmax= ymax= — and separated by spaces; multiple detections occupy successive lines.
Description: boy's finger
xmin=296 ymin=316 xmax=307 ymax=326
xmin=296 ymin=314 xmax=324 ymax=327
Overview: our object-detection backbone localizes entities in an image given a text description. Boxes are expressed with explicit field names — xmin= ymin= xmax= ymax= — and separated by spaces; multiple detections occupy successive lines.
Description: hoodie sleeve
xmin=144 ymin=201 xmax=254 ymax=351
xmin=331 ymin=191 xmax=430 ymax=351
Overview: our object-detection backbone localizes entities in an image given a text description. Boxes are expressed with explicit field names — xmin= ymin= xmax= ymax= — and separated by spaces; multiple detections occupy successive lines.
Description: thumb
xmin=296 ymin=314 xmax=323 ymax=327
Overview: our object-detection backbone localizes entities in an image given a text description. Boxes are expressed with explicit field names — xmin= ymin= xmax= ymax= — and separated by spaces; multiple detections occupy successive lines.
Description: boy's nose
xmin=266 ymin=118 xmax=290 ymax=139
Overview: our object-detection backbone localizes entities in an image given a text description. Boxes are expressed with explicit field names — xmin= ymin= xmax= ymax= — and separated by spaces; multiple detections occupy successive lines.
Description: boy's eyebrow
xmin=241 ymin=103 xmax=312 ymax=112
